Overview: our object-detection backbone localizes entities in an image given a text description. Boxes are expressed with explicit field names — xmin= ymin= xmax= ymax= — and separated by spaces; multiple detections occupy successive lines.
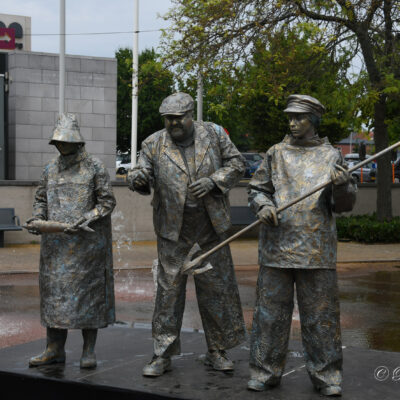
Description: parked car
xmin=348 ymin=161 xmax=375 ymax=183
xmin=242 ymin=152 xmax=263 ymax=178
xmin=344 ymin=153 xmax=360 ymax=164
xmin=369 ymin=158 xmax=400 ymax=183
xmin=116 ymin=153 xmax=131 ymax=175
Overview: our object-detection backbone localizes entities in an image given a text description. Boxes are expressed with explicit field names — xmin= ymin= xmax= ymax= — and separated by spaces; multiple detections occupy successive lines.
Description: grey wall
xmin=7 ymin=50 xmax=117 ymax=180
xmin=1 ymin=182 xmax=399 ymax=245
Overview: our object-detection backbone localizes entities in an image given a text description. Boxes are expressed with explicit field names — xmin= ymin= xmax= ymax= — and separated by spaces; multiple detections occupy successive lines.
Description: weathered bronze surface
xmin=23 ymin=220 xmax=95 ymax=233
xmin=129 ymin=93 xmax=246 ymax=375
xmin=28 ymin=113 xmax=116 ymax=368
xmin=247 ymin=95 xmax=356 ymax=396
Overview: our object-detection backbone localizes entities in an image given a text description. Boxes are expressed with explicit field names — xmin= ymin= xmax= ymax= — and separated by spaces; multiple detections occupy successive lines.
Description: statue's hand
xmin=64 ymin=217 xmax=87 ymax=234
xmin=129 ymin=169 xmax=150 ymax=188
xmin=25 ymin=217 xmax=42 ymax=235
xmin=257 ymin=206 xmax=278 ymax=226
xmin=331 ymin=164 xmax=350 ymax=186
xmin=189 ymin=178 xmax=215 ymax=198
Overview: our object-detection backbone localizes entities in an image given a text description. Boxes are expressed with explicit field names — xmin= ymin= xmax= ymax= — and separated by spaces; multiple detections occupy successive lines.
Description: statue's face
xmin=288 ymin=113 xmax=315 ymax=140
xmin=54 ymin=141 xmax=80 ymax=155
xmin=164 ymin=111 xmax=194 ymax=142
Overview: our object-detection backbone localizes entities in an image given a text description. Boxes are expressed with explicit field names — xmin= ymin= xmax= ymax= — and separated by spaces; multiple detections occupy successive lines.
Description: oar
xmin=183 ymin=140 xmax=400 ymax=274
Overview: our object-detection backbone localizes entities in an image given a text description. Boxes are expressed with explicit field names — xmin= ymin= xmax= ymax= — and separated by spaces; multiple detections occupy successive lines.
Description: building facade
xmin=7 ymin=50 xmax=117 ymax=180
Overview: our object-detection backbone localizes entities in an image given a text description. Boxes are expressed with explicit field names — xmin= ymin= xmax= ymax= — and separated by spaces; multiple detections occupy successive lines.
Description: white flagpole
xmin=131 ymin=0 xmax=139 ymax=167
xmin=59 ymin=0 xmax=66 ymax=115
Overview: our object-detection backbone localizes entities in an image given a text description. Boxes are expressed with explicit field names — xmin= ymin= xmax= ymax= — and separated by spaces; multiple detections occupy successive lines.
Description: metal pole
xmin=197 ymin=70 xmax=203 ymax=121
xmin=349 ymin=131 xmax=353 ymax=154
xmin=131 ymin=0 xmax=139 ymax=167
xmin=59 ymin=0 xmax=66 ymax=115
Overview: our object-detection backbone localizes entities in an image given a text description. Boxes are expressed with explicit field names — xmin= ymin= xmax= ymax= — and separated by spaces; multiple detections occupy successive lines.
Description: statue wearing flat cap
xmin=247 ymin=95 xmax=356 ymax=396
xmin=27 ymin=113 xmax=116 ymax=370
xmin=128 ymin=92 xmax=246 ymax=376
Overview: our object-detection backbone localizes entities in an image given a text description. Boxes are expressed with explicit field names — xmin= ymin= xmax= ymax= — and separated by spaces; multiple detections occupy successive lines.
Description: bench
xmin=230 ymin=206 xmax=257 ymax=225
xmin=0 ymin=208 xmax=23 ymax=247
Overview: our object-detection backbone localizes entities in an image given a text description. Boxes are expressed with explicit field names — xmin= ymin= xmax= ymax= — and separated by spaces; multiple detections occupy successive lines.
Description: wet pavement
xmin=1 ymin=239 xmax=400 ymax=354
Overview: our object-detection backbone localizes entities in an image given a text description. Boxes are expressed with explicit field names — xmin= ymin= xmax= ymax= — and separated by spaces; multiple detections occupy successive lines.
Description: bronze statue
xmin=128 ymin=92 xmax=246 ymax=376
xmin=247 ymin=95 xmax=356 ymax=396
xmin=27 ymin=113 xmax=116 ymax=369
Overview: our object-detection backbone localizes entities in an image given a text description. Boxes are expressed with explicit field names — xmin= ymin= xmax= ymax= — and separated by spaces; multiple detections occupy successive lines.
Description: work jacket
xmin=248 ymin=135 xmax=357 ymax=269
xmin=129 ymin=122 xmax=245 ymax=242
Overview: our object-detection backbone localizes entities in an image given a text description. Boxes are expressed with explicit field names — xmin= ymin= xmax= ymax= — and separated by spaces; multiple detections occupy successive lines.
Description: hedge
xmin=336 ymin=214 xmax=400 ymax=243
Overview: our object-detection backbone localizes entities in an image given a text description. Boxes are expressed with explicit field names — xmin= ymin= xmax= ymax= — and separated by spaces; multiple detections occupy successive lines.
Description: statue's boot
xmin=204 ymin=349 xmax=234 ymax=371
xmin=29 ymin=327 xmax=67 ymax=367
xmin=80 ymin=328 xmax=97 ymax=369
xmin=142 ymin=356 xmax=172 ymax=377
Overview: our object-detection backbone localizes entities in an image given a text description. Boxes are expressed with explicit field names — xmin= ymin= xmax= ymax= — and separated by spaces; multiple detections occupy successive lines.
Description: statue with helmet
xmin=128 ymin=92 xmax=247 ymax=376
xmin=26 ymin=113 xmax=116 ymax=369
xmin=246 ymin=95 xmax=356 ymax=396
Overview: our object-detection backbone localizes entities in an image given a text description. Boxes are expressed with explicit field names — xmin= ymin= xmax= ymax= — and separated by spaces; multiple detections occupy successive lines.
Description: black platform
xmin=0 ymin=325 xmax=399 ymax=399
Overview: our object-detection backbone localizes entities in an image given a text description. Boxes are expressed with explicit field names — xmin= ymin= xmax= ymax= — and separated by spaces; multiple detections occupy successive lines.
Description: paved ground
xmin=1 ymin=239 xmax=399 ymax=356
xmin=1 ymin=240 xmax=399 ymax=273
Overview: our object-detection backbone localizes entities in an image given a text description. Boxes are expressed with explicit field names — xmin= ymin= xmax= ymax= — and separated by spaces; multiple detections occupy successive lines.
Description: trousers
xmin=152 ymin=205 xmax=246 ymax=357
xmin=249 ymin=266 xmax=342 ymax=389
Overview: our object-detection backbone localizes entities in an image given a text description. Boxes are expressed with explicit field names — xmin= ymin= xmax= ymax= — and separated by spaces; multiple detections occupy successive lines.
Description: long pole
xmin=131 ymin=0 xmax=139 ymax=167
xmin=59 ymin=0 xmax=66 ymax=115
xmin=183 ymin=140 xmax=400 ymax=272
xmin=197 ymin=71 xmax=203 ymax=121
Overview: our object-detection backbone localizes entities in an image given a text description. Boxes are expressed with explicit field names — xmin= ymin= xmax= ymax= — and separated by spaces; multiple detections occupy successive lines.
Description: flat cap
xmin=159 ymin=92 xmax=194 ymax=116
xmin=284 ymin=94 xmax=326 ymax=118
xmin=49 ymin=113 xmax=85 ymax=144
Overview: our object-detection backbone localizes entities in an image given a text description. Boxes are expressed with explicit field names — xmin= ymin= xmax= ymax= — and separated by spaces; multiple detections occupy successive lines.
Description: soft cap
xmin=159 ymin=92 xmax=194 ymax=116
xmin=284 ymin=94 xmax=326 ymax=118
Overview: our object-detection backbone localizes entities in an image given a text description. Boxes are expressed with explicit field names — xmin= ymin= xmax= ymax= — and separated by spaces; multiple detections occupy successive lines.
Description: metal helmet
xmin=49 ymin=113 xmax=85 ymax=144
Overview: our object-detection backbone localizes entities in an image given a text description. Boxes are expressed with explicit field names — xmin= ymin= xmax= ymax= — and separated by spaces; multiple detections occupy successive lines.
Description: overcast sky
xmin=1 ymin=0 xmax=173 ymax=58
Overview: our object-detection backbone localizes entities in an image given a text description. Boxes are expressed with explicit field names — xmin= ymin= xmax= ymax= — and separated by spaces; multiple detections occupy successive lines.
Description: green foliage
xmin=177 ymin=27 xmax=357 ymax=151
xmin=116 ymin=48 xmax=174 ymax=152
xmin=337 ymin=214 xmax=400 ymax=243
xmin=162 ymin=0 xmax=400 ymax=220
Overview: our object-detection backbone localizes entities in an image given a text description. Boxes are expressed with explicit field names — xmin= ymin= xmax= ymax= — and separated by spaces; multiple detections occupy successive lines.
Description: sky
xmin=0 ymin=0 xmax=174 ymax=58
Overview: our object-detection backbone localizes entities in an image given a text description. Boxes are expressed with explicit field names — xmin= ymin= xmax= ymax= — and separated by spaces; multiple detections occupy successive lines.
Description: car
xmin=344 ymin=153 xmax=360 ymax=164
xmin=349 ymin=161 xmax=374 ymax=183
xmin=367 ymin=158 xmax=400 ymax=183
xmin=242 ymin=153 xmax=263 ymax=178
xmin=116 ymin=153 xmax=131 ymax=175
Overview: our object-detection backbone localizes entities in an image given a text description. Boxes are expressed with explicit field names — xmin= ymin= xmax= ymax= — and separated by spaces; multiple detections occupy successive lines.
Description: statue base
xmin=0 ymin=325 xmax=398 ymax=399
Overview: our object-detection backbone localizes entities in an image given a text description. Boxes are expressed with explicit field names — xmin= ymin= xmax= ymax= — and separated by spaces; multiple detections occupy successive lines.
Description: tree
xmin=162 ymin=0 xmax=400 ymax=220
xmin=116 ymin=48 xmax=174 ymax=153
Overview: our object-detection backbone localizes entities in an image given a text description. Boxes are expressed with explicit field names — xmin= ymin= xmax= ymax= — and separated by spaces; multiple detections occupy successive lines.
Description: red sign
xmin=0 ymin=28 xmax=15 ymax=50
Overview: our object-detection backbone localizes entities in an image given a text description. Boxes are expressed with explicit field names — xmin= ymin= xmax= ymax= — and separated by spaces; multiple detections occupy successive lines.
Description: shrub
xmin=336 ymin=214 xmax=400 ymax=243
